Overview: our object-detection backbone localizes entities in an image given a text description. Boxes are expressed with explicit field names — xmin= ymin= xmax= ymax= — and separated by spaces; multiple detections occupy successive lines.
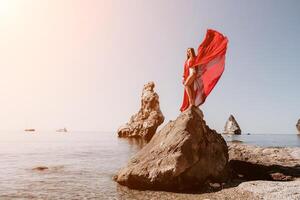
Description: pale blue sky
xmin=0 ymin=0 xmax=299 ymax=133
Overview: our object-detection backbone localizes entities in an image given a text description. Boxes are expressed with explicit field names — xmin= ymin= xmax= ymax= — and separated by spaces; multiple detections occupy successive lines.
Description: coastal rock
xmin=117 ymin=82 xmax=164 ymax=141
xmin=224 ymin=115 xmax=241 ymax=135
xmin=228 ymin=143 xmax=300 ymax=181
xmin=114 ymin=106 xmax=229 ymax=191
xmin=32 ymin=166 xmax=49 ymax=171
xmin=296 ymin=119 xmax=300 ymax=134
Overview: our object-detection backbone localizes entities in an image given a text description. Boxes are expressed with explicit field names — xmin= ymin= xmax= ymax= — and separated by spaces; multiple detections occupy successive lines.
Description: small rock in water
xmin=296 ymin=119 xmax=300 ymax=134
xmin=224 ymin=115 xmax=241 ymax=135
xmin=32 ymin=166 xmax=49 ymax=171
xmin=231 ymin=140 xmax=243 ymax=143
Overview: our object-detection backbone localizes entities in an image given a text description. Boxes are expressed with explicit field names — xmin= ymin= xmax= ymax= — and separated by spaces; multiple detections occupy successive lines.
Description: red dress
xmin=180 ymin=29 xmax=228 ymax=112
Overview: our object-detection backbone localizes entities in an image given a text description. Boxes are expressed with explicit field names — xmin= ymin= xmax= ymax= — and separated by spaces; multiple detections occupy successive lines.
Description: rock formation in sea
xmin=117 ymin=81 xmax=164 ymax=141
xmin=32 ymin=166 xmax=49 ymax=171
xmin=296 ymin=119 xmax=300 ymax=134
xmin=224 ymin=115 xmax=241 ymax=135
xmin=114 ymin=106 xmax=229 ymax=191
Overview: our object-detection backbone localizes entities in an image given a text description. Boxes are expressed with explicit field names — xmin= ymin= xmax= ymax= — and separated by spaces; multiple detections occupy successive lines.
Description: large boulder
xmin=114 ymin=106 xmax=229 ymax=191
xmin=224 ymin=115 xmax=241 ymax=135
xmin=296 ymin=119 xmax=300 ymax=134
xmin=117 ymin=82 xmax=164 ymax=141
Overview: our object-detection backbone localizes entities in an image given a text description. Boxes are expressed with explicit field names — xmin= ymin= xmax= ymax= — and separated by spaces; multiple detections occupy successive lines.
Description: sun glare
xmin=0 ymin=0 xmax=19 ymax=18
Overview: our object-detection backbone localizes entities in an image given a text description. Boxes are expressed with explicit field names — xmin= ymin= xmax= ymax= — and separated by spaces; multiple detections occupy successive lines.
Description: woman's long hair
xmin=187 ymin=48 xmax=196 ymax=59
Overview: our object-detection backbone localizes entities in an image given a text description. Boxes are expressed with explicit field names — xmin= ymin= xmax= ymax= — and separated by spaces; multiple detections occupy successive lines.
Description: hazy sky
xmin=0 ymin=0 xmax=299 ymax=133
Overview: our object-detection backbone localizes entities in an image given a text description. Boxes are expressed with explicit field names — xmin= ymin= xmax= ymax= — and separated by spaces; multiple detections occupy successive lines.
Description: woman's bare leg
xmin=185 ymin=85 xmax=195 ymax=108
xmin=184 ymin=74 xmax=196 ymax=109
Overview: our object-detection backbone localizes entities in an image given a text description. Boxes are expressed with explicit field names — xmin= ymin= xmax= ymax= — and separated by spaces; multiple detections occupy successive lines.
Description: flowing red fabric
xmin=180 ymin=29 xmax=228 ymax=112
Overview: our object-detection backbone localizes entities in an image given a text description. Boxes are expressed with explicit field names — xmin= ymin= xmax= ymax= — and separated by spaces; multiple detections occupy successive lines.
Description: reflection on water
xmin=0 ymin=131 xmax=299 ymax=199
xmin=120 ymin=137 xmax=148 ymax=150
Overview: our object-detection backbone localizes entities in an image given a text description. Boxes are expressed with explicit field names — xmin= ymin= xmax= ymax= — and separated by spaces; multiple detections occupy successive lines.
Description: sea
xmin=0 ymin=131 xmax=299 ymax=199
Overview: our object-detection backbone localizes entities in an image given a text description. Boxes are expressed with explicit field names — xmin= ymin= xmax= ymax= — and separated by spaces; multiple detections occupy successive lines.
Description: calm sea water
xmin=0 ymin=131 xmax=299 ymax=199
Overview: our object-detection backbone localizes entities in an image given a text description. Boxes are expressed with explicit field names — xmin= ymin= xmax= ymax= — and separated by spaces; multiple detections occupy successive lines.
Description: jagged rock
xmin=114 ymin=106 xmax=229 ymax=191
xmin=117 ymin=82 xmax=164 ymax=141
xmin=296 ymin=119 xmax=300 ymax=134
xmin=224 ymin=115 xmax=241 ymax=135
xmin=228 ymin=144 xmax=300 ymax=181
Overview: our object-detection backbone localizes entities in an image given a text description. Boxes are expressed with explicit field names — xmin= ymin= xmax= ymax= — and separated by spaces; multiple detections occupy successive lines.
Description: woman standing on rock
xmin=180 ymin=29 xmax=229 ymax=112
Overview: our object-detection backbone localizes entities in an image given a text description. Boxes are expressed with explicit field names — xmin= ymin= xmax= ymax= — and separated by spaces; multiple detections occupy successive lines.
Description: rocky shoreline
xmin=114 ymin=105 xmax=300 ymax=199
xmin=115 ymin=142 xmax=300 ymax=199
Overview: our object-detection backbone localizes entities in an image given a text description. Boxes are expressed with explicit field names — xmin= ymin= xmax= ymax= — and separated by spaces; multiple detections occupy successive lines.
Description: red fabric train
xmin=180 ymin=29 xmax=228 ymax=112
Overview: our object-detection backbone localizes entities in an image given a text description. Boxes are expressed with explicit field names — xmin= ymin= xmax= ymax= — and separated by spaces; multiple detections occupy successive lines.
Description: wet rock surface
xmin=114 ymin=106 xmax=229 ymax=191
xmin=117 ymin=82 xmax=164 ymax=141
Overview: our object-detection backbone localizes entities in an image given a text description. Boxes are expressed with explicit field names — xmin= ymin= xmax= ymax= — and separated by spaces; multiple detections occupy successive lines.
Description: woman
xmin=180 ymin=29 xmax=228 ymax=112
xmin=182 ymin=48 xmax=198 ymax=109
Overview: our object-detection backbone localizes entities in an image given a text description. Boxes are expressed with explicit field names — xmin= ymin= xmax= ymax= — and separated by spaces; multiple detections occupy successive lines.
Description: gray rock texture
xmin=228 ymin=143 xmax=300 ymax=181
xmin=296 ymin=119 xmax=300 ymax=134
xmin=114 ymin=106 xmax=229 ymax=191
xmin=224 ymin=115 xmax=241 ymax=135
xmin=237 ymin=180 xmax=300 ymax=200
xmin=117 ymin=82 xmax=164 ymax=141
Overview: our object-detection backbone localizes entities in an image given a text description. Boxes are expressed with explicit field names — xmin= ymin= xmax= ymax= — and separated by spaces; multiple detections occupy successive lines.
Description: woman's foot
xmin=188 ymin=103 xmax=195 ymax=109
